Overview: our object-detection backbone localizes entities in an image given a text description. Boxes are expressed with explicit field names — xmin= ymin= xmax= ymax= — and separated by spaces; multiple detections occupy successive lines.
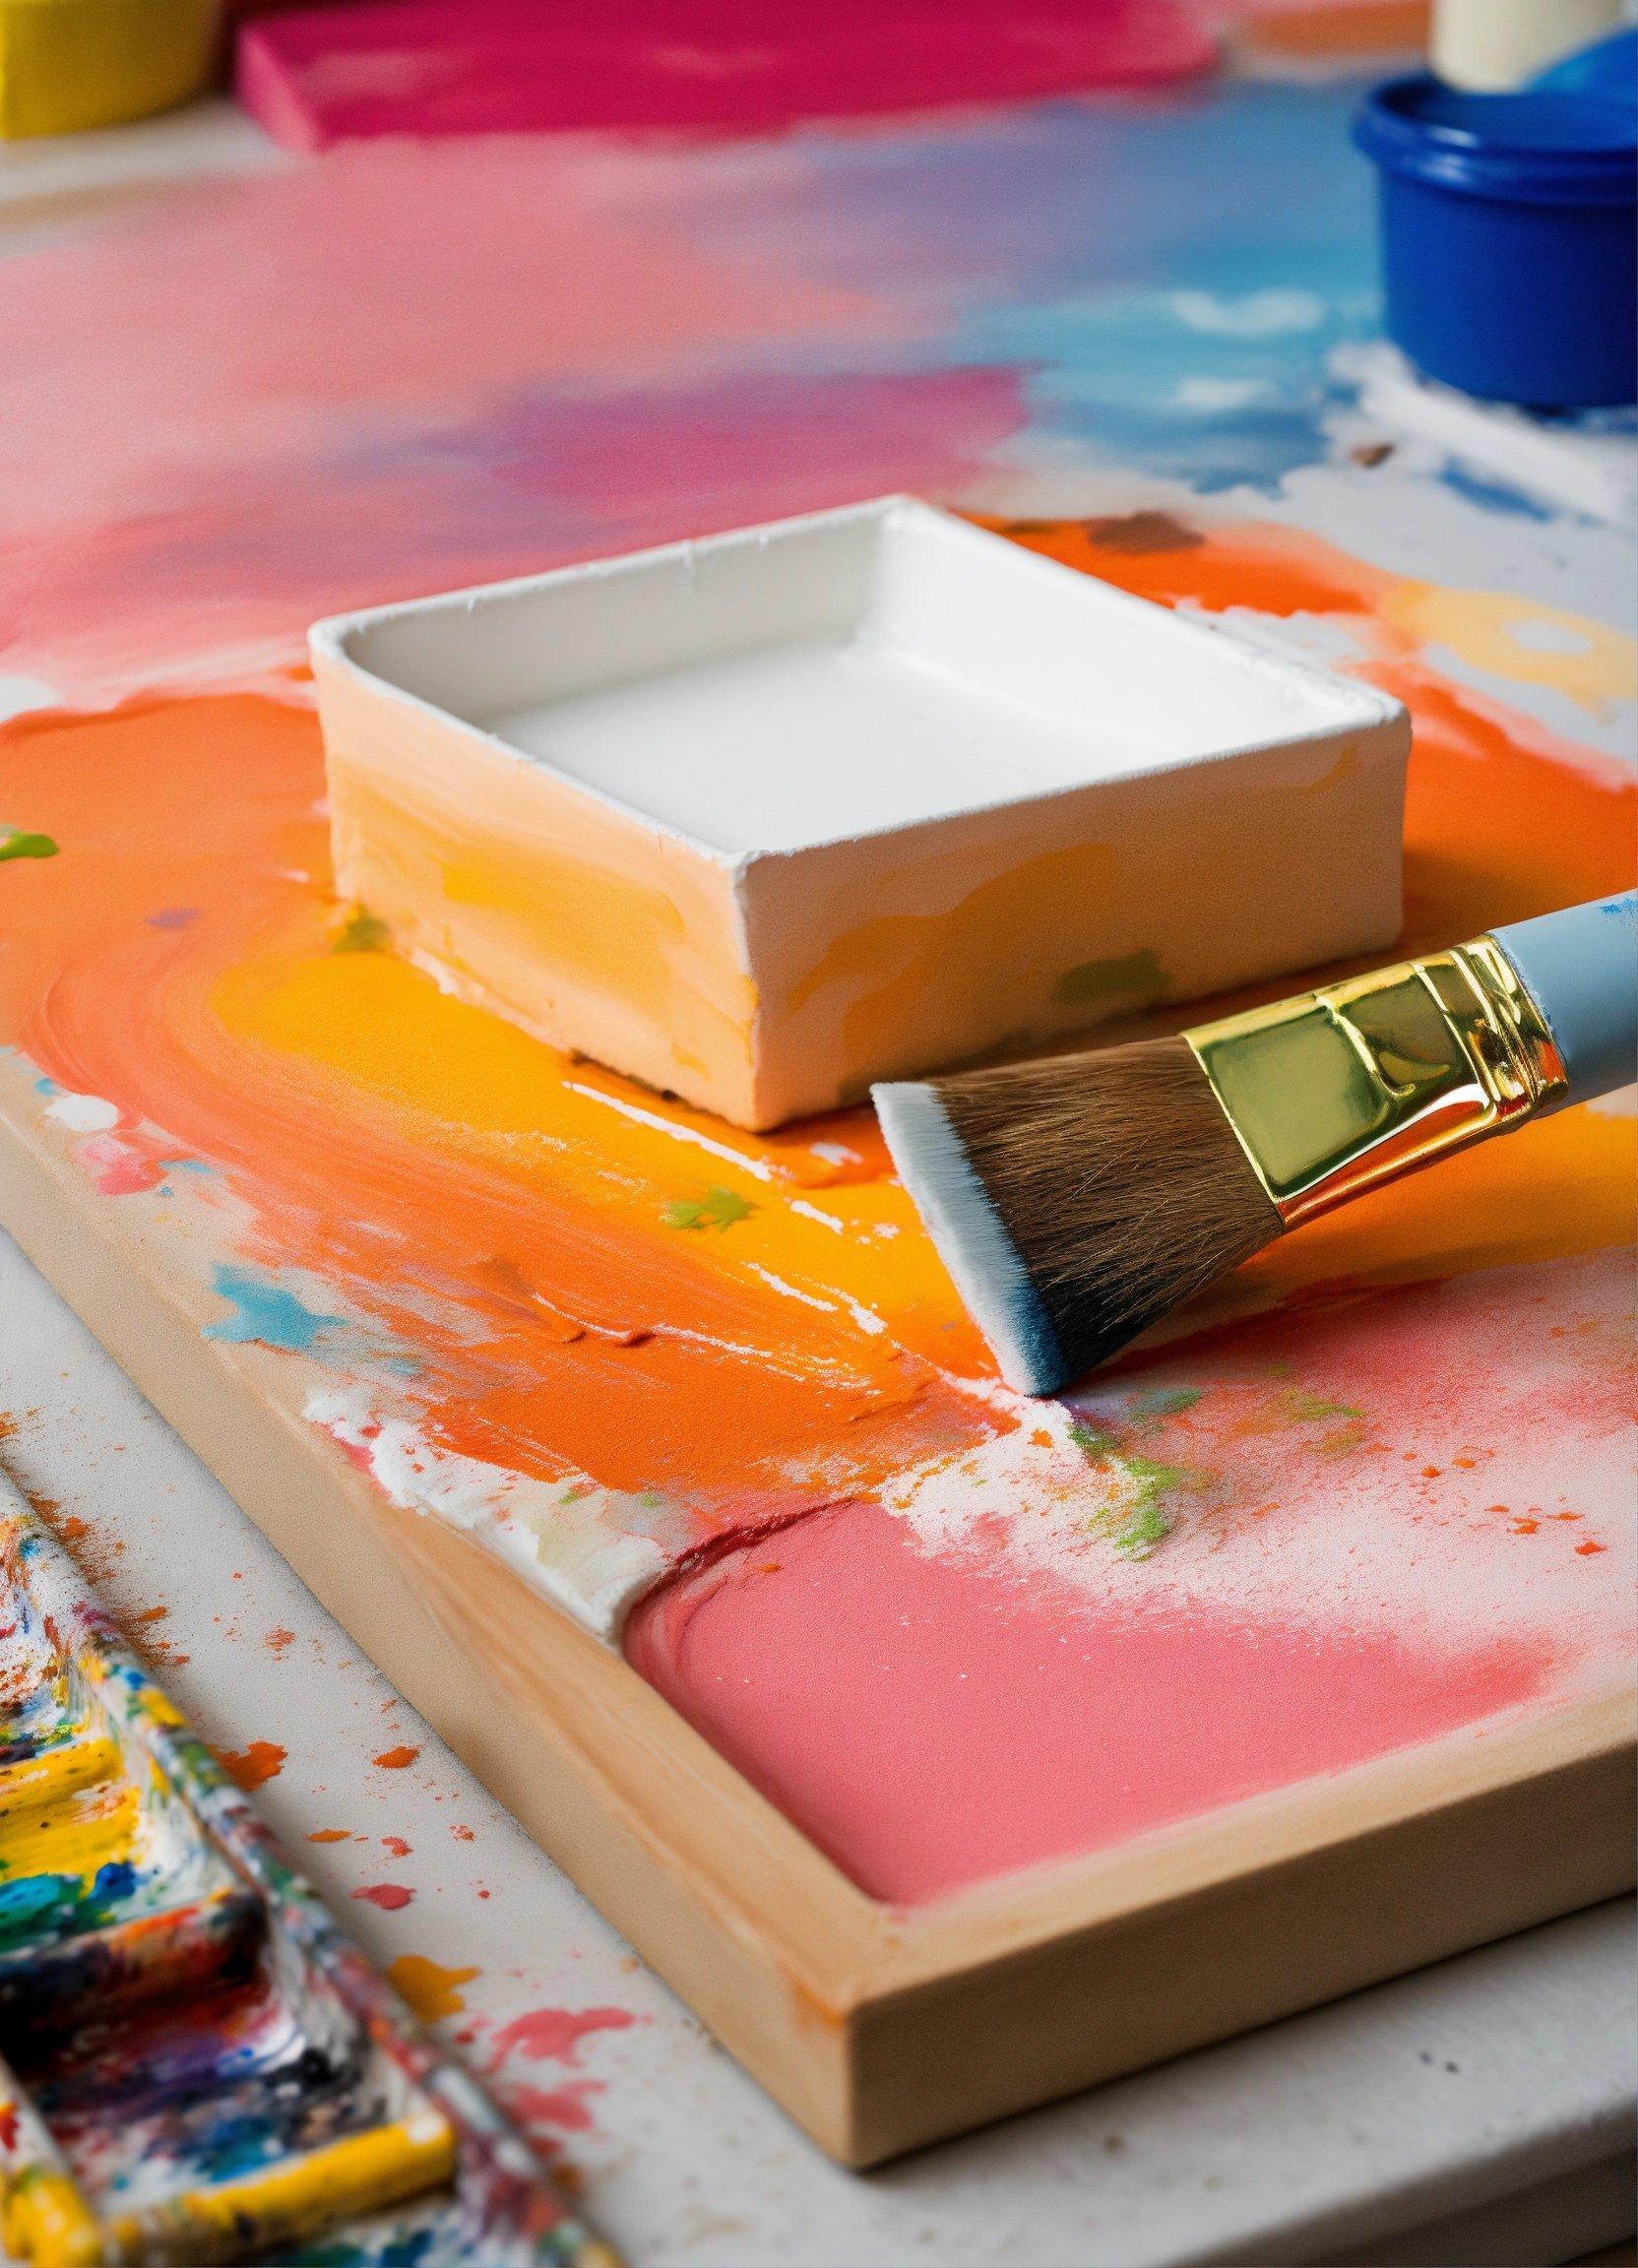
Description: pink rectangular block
xmin=236 ymin=0 xmax=1216 ymax=154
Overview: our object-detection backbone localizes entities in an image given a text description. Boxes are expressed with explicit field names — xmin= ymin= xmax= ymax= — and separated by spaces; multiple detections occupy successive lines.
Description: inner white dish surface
xmin=489 ymin=632 xmax=1162 ymax=857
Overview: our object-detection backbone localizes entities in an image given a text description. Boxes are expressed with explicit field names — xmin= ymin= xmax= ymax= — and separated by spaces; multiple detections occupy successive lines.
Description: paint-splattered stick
xmin=0 ymin=1471 xmax=620 ymax=2267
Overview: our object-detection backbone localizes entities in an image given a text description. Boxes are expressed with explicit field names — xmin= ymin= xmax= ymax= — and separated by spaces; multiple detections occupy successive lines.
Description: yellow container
xmin=0 ymin=0 xmax=220 ymax=139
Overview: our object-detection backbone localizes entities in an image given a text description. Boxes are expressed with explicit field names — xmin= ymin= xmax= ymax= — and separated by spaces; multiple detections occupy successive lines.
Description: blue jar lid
xmin=1354 ymin=74 xmax=1636 ymax=206
xmin=1531 ymin=28 xmax=1638 ymax=113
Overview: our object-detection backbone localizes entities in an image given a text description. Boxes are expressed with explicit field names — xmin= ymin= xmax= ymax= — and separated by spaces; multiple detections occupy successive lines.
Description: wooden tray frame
xmin=5 ymin=1093 xmax=1633 ymax=2167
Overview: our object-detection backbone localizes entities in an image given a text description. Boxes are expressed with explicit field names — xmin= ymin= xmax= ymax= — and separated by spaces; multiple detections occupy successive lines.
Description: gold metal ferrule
xmin=1185 ymin=936 xmax=1568 ymax=1227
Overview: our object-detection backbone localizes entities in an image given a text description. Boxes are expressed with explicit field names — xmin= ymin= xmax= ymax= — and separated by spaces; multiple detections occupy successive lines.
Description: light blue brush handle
xmin=1491 ymin=892 xmax=1637 ymax=1110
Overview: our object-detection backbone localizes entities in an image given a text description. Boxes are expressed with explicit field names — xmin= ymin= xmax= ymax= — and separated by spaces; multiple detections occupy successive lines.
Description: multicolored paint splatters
xmin=0 ymin=52 xmax=1631 ymax=1911
xmin=0 ymin=1473 xmax=605 ymax=2263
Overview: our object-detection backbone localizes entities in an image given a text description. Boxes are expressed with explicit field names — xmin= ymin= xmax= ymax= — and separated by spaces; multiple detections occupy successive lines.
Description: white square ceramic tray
xmin=312 ymin=498 xmax=1410 ymax=1127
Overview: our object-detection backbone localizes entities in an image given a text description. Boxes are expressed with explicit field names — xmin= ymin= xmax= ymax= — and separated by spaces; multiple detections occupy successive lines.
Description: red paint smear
xmin=212 ymin=1739 xmax=287 ymax=1792
xmin=76 ymin=1132 xmax=163 ymax=1197
xmin=625 ymin=1499 xmax=1553 ymax=1904
xmin=486 ymin=2005 xmax=637 ymax=2072
xmin=237 ymin=0 xmax=1214 ymax=154
xmin=382 ymin=1835 xmax=412 ymax=1857
xmin=352 ymin=1881 xmax=415 ymax=1910
xmin=503 ymin=2079 xmax=603 ymax=2135
xmin=372 ymin=1743 xmax=420 ymax=1769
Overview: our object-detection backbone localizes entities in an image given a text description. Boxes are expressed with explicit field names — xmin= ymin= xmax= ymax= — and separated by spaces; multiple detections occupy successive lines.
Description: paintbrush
xmin=873 ymin=892 xmax=1636 ymax=1396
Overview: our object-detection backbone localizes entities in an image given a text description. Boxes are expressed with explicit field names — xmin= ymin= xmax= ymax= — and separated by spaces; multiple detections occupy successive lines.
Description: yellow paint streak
xmin=0 ymin=1778 xmax=141 ymax=1888
xmin=0 ymin=1736 xmax=121 ymax=1825
xmin=783 ymin=838 xmax=1125 ymax=1066
xmin=212 ymin=928 xmax=962 ymax=1350
xmin=106 ymin=2114 xmax=455 ymax=2265
xmin=1384 ymin=585 xmax=1638 ymax=717
xmin=1 ymin=2166 xmax=100 ymax=2268
xmin=318 ymin=652 xmax=757 ymax=1118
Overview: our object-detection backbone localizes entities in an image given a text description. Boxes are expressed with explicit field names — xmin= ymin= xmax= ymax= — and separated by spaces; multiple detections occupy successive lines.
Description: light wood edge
xmin=4 ymin=1083 xmax=1633 ymax=2166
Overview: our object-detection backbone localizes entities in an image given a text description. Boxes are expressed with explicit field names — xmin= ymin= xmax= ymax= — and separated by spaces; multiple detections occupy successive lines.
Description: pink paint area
xmin=236 ymin=0 xmax=1216 ymax=154
xmin=626 ymin=1498 xmax=1554 ymax=1905
xmin=504 ymin=2081 xmax=604 ymax=2135
xmin=486 ymin=2006 xmax=637 ymax=2072
xmin=0 ymin=129 xmax=1021 ymax=700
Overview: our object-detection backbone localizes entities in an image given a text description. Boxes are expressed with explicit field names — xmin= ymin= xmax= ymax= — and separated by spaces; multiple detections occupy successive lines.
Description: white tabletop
xmin=2 ymin=1228 xmax=1632 ymax=2268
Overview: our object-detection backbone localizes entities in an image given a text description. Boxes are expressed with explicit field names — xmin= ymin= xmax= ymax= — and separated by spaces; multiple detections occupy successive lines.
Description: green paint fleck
xmin=558 ymin=1484 xmax=590 ymax=1504
xmin=1123 ymin=1454 xmax=1191 ymax=1494
xmin=663 ymin=1186 xmax=754 ymax=1232
xmin=1067 ymin=1419 xmax=1117 ymax=1461
xmin=1050 ymin=947 xmax=1168 ymax=1011
xmin=334 ymin=906 xmax=391 ymax=953
xmin=1112 ymin=1500 xmax=1172 ymax=1559
xmin=0 ymin=830 xmax=59 ymax=864
xmin=1282 ymin=1389 xmax=1362 ymax=1424
xmin=1084 ymin=1448 xmax=1195 ymax=1559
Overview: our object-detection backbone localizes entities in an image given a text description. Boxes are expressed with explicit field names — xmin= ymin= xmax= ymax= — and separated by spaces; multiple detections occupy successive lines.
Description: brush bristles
xmin=926 ymin=1037 xmax=1285 ymax=1389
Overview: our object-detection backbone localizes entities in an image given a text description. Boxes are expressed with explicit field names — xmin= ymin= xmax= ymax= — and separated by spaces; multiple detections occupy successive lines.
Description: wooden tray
xmin=3 ymin=1055 xmax=1632 ymax=2166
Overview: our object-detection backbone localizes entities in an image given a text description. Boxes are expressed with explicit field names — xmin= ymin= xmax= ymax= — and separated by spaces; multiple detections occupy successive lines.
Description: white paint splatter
xmin=44 ymin=1091 xmax=119 ymax=1133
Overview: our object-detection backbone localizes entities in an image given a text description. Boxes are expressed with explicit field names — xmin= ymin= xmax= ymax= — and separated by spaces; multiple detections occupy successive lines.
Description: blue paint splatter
xmin=146 ymin=906 xmax=202 ymax=930
xmin=204 ymin=1267 xmax=343 ymax=1352
xmin=1438 ymin=461 xmax=1552 ymax=522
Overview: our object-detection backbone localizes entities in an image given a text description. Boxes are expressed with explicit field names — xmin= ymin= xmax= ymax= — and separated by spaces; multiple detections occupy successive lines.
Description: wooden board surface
xmin=2 ymin=60 xmax=1635 ymax=2166
xmin=3 ymin=1035 xmax=1634 ymax=2164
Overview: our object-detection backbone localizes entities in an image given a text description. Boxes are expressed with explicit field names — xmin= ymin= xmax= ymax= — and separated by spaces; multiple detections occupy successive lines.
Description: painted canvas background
xmin=1 ymin=32 xmax=1632 ymax=1906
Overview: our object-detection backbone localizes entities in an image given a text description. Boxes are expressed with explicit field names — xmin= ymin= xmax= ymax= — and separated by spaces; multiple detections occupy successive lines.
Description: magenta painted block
xmin=235 ymin=0 xmax=1217 ymax=154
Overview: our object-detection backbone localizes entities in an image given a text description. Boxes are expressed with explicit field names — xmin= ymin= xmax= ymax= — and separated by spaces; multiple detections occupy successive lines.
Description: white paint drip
xmin=561 ymin=1082 xmax=778 ymax=1181
xmin=304 ymin=1385 xmax=678 ymax=1643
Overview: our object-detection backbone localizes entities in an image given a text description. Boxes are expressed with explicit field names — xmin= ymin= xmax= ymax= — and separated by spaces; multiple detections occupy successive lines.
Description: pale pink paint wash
xmin=0 ymin=138 xmax=1019 ymax=699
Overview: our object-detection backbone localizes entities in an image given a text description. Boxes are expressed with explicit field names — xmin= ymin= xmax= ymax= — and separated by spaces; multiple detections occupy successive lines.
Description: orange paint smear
xmin=386 ymin=1955 xmax=479 ymax=2022
xmin=0 ymin=521 xmax=1632 ymax=1556
xmin=212 ymin=1739 xmax=286 ymax=1792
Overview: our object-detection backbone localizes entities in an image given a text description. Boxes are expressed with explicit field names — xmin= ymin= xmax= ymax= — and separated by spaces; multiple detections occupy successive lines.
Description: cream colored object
xmin=0 ymin=0 xmax=219 ymax=139
xmin=1430 ymin=0 xmax=1623 ymax=91
xmin=312 ymin=499 xmax=1410 ymax=1130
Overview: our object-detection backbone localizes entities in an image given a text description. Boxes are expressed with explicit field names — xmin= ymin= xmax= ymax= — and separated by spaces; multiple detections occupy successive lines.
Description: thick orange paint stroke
xmin=0 ymin=522 xmax=1631 ymax=1539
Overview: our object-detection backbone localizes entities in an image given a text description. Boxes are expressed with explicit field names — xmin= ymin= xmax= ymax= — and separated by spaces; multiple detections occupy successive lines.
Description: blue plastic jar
xmin=1354 ymin=76 xmax=1637 ymax=408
